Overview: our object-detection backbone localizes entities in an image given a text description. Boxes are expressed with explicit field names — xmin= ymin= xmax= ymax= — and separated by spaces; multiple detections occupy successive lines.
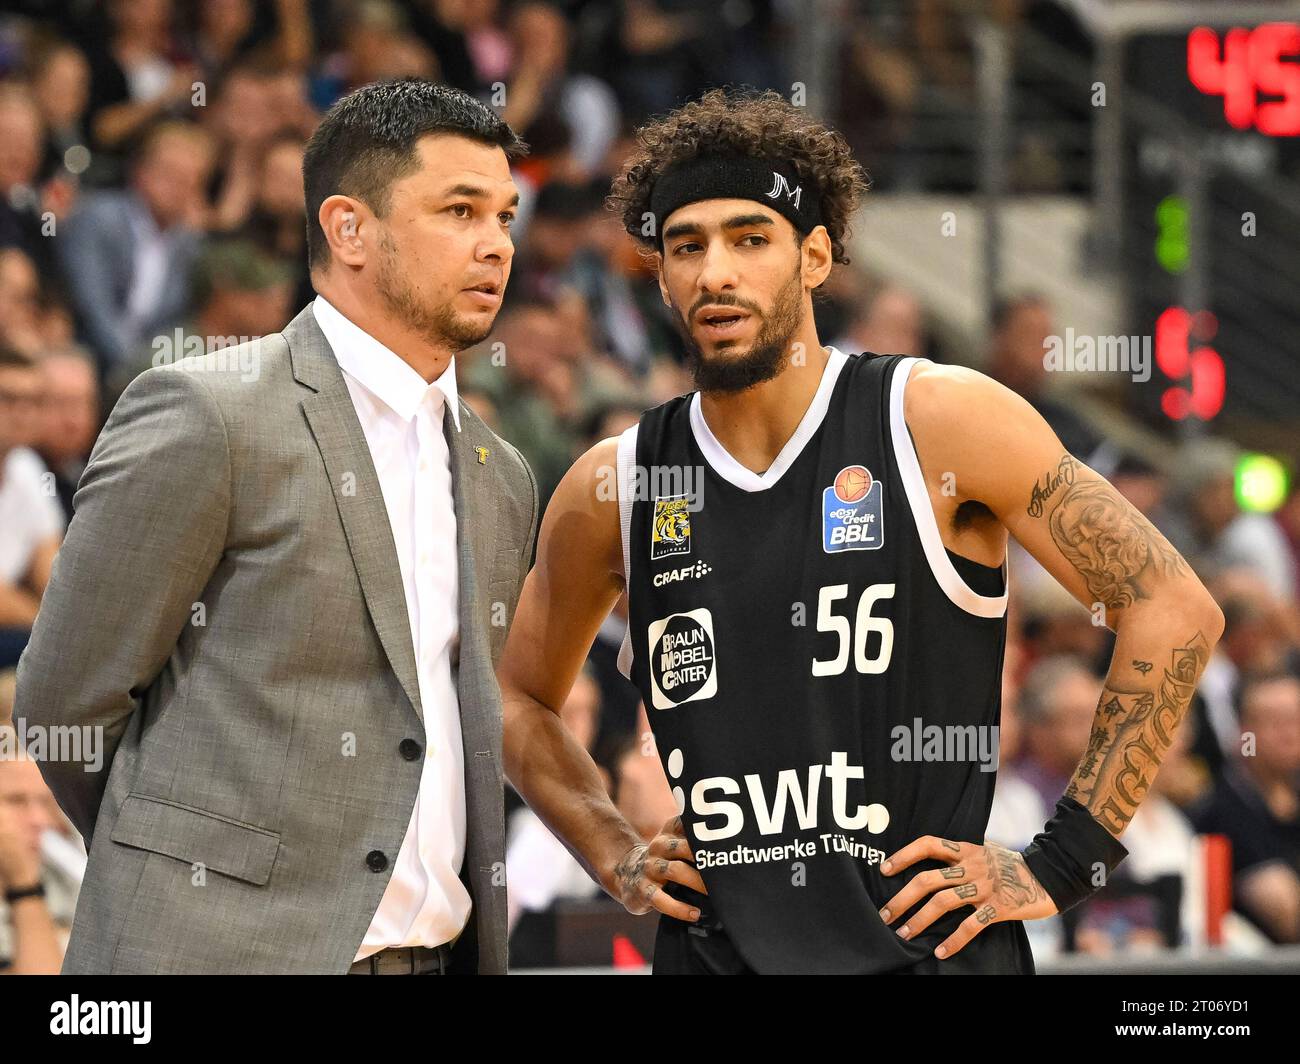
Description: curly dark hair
xmin=608 ymin=88 xmax=870 ymax=265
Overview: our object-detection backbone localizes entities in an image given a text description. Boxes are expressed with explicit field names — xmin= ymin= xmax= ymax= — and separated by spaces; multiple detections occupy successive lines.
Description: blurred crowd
xmin=0 ymin=0 xmax=1298 ymax=972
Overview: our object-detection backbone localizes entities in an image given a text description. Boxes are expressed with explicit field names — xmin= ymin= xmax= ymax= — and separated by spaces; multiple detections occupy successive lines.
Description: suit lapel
xmin=290 ymin=307 xmax=424 ymax=724
xmin=445 ymin=401 xmax=500 ymax=734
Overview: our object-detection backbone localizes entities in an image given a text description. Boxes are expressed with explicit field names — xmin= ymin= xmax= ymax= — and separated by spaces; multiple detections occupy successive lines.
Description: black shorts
xmin=651 ymin=899 xmax=1037 ymax=975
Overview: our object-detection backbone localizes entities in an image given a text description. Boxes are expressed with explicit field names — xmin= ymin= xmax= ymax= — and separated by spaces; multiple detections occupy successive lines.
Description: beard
xmin=375 ymin=230 xmax=495 ymax=351
xmin=672 ymin=259 xmax=806 ymax=395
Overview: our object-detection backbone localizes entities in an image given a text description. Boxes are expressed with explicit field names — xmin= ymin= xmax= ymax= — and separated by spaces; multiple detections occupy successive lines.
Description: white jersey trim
xmin=688 ymin=346 xmax=848 ymax=493
xmin=615 ymin=423 xmax=638 ymax=679
xmin=889 ymin=356 xmax=1009 ymax=619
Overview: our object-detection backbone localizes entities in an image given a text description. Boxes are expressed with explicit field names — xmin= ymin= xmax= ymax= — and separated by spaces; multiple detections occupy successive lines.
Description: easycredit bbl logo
xmin=822 ymin=465 xmax=884 ymax=553
xmin=648 ymin=608 xmax=717 ymax=709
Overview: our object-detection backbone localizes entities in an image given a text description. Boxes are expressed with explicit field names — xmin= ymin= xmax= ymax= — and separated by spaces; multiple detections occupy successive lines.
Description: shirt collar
xmin=312 ymin=294 xmax=461 ymax=430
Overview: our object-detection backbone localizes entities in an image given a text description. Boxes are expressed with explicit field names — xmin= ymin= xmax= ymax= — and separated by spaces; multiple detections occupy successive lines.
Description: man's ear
xmin=655 ymin=254 xmax=670 ymax=307
xmin=319 ymin=195 xmax=368 ymax=269
xmin=802 ymin=224 xmax=833 ymax=290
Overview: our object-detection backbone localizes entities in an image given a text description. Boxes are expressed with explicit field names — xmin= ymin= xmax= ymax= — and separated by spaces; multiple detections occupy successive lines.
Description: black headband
xmin=648 ymin=153 xmax=823 ymax=248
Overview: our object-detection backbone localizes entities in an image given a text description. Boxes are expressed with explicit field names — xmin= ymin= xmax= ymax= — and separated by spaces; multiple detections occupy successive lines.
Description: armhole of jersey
xmin=615 ymin=423 xmax=638 ymax=679
xmin=889 ymin=356 xmax=1009 ymax=619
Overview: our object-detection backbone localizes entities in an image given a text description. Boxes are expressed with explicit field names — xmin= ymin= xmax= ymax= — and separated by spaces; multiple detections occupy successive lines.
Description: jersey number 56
xmin=811 ymin=583 xmax=896 ymax=677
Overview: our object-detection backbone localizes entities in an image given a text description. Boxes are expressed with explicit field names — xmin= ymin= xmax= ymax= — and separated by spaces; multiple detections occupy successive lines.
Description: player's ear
xmin=802 ymin=225 xmax=833 ymax=290
xmin=656 ymin=254 xmax=671 ymax=306
xmin=319 ymin=194 xmax=369 ymax=269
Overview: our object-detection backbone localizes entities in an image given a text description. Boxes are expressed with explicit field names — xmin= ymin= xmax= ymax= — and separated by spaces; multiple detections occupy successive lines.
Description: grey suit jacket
xmin=14 ymin=305 xmax=538 ymax=974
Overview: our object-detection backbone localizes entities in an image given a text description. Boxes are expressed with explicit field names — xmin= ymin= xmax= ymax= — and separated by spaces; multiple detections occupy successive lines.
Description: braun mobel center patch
xmin=648 ymin=608 xmax=717 ymax=709
xmin=823 ymin=465 xmax=884 ymax=552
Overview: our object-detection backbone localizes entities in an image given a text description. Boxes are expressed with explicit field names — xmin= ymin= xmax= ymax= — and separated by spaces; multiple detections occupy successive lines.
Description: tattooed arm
xmin=905 ymin=362 xmax=1225 ymax=837
xmin=498 ymin=439 xmax=705 ymax=921
xmin=877 ymin=362 xmax=1223 ymax=958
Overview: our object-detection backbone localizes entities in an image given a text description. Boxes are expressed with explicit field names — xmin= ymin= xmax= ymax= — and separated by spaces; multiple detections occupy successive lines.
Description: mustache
xmin=688 ymin=294 xmax=761 ymax=319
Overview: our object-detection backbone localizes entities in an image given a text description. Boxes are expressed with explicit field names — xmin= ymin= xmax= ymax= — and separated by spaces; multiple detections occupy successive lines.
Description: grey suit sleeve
xmin=14 ymin=366 xmax=231 ymax=842
xmin=519 ymin=449 xmax=539 ymax=585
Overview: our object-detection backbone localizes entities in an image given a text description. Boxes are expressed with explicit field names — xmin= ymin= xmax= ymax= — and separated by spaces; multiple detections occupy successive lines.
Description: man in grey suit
xmin=15 ymin=80 xmax=537 ymax=974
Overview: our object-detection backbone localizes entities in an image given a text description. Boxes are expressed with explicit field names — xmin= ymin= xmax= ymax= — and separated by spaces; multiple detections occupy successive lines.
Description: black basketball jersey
xmin=615 ymin=349 xmax=1034 ymax=974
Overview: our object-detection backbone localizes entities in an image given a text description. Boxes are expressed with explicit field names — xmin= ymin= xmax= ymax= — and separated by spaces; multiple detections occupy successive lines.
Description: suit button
xmin=399 ymin=738 xmax=422 ymax=761
xmin=366 ymin=850 xmax=389 ymax=873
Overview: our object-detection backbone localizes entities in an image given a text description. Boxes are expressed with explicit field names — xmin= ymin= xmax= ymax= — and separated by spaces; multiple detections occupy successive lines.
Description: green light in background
xmin=1155 ymin=195 xmax=1190 ymax=275
xmin=1235 ymin=453 xmax=1289 ymax=513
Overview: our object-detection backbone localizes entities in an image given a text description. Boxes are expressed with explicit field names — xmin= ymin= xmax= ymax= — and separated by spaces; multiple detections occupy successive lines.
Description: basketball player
xmin=497 ymin=90 xmax=1224 ymax=973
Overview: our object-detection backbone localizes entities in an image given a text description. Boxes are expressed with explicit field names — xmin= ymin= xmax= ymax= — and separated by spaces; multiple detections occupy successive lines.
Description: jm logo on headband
xmin=766 ymin=171 xmax=802 ymax=209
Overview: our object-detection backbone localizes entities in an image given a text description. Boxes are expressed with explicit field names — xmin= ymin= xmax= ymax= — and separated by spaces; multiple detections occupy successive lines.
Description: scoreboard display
xmin=1188 ymin=23 xmax=1300 ymax=136
xmin=1123 ymin=23 xmax=1300 ymax=433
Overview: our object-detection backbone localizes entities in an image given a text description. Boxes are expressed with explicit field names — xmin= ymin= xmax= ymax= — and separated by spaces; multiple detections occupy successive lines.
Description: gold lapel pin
xmin=474 ymin=446 xmax=490 ymax=465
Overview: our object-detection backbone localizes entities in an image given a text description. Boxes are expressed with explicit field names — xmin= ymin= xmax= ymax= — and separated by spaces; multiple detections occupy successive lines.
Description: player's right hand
xmin=611 ymin=816 xmax=707 ymax=921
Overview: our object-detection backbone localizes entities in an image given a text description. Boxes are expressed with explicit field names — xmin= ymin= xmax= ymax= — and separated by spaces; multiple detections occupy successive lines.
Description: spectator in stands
xmin=578 ymin=188 xmax=684 ymax=378
xmin=1014 ymin=572 xmax=1111 ymax=673
xmin=508 ymin=179 xmax=601 ymax=305
xmin=309 ymin=0 xmax=437 ymax=111
xmin=1191 ymin=671 xmax=1300 ymax=943
xmin=832 ymin=281 xmax=927 ymax=358
xmin=506 ymin=668 xmax=605 ymax=932
xmin=1164 ymin=439 xmax=1298 ymax=604
xmin=82 ymin=0 xmax=200 ymax=162
xmin=987 ymin=639 xmax=1046 ymax=852
xmin=189 ymin=236 xmax=297 ymax=341
xmin=612 ymin=705 xmax=679 ymax=843
xmin=0 ymin=738 xmax=71 ymax=974
xmin=499 ymin=3 xmax=619 ymax=183
xmin=0 ymin=248 xmax=45 ymax=360
xmin=1015 ymin=654 xmax=1100 ymax=813
xmin=187 ymin=0 xmax=259 ymax=85
xmin=1196 ymin=570 xmax=1296 ymax=773
xmin=611 ymin=0 xmax=780 ymax=125
xmin=25 ymin=36 xmax=93 ymax=190
xmin=1109 ymin=450 xmax=1175 ymax=528
xmin=0 ymin=85 xmax=74 ymax=285
xmin=110 ymin=236 xmax=293 ymax=400
xmin=986 ymin=292 xmax=1104 ymax=464
xmin=34 ymin=347 xmax=100 ymax=522
xmin=463 ymin=299 xmax=580 ymax=504
xmin=1278 ymin=484 xmax=1300 ymax=603
xmin=58 ymin=121 xmax=215 ymax=373
xmin=237 ymin=136 xmax=313 ymax=307
xmin=202 ymin=63 xmax=317 ymax=240
xmin=0 ymin=348 xmax=63 ymax=668
xmin=205 ymin=64 xmax=299 ymax=232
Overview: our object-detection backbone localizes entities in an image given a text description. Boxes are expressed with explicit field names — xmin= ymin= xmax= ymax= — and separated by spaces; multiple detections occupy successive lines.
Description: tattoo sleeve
xmin=1026 ymin=456 xmax=1217 ymax=836
xmin=1064 ymin=633 xmax=1211 ymax=834
xmin=1039 ymin=469 xmax=1191 ymax=611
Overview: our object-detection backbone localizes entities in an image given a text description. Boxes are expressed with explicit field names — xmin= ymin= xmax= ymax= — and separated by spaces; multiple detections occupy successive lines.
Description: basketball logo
xmin=833 ymin=465 xmax=872 ymax=503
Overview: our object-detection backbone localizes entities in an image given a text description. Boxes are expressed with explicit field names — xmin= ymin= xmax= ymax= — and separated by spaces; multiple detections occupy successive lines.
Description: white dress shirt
xmin=312 ymin=295 xmax=471 ymax=962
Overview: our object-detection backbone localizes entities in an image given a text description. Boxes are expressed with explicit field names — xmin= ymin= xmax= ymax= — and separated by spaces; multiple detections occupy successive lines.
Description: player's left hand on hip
xmin=877 ymin=836 xmax=1057 ymax=958
xmin=611 ymin=816 xmax=708 ymax=922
